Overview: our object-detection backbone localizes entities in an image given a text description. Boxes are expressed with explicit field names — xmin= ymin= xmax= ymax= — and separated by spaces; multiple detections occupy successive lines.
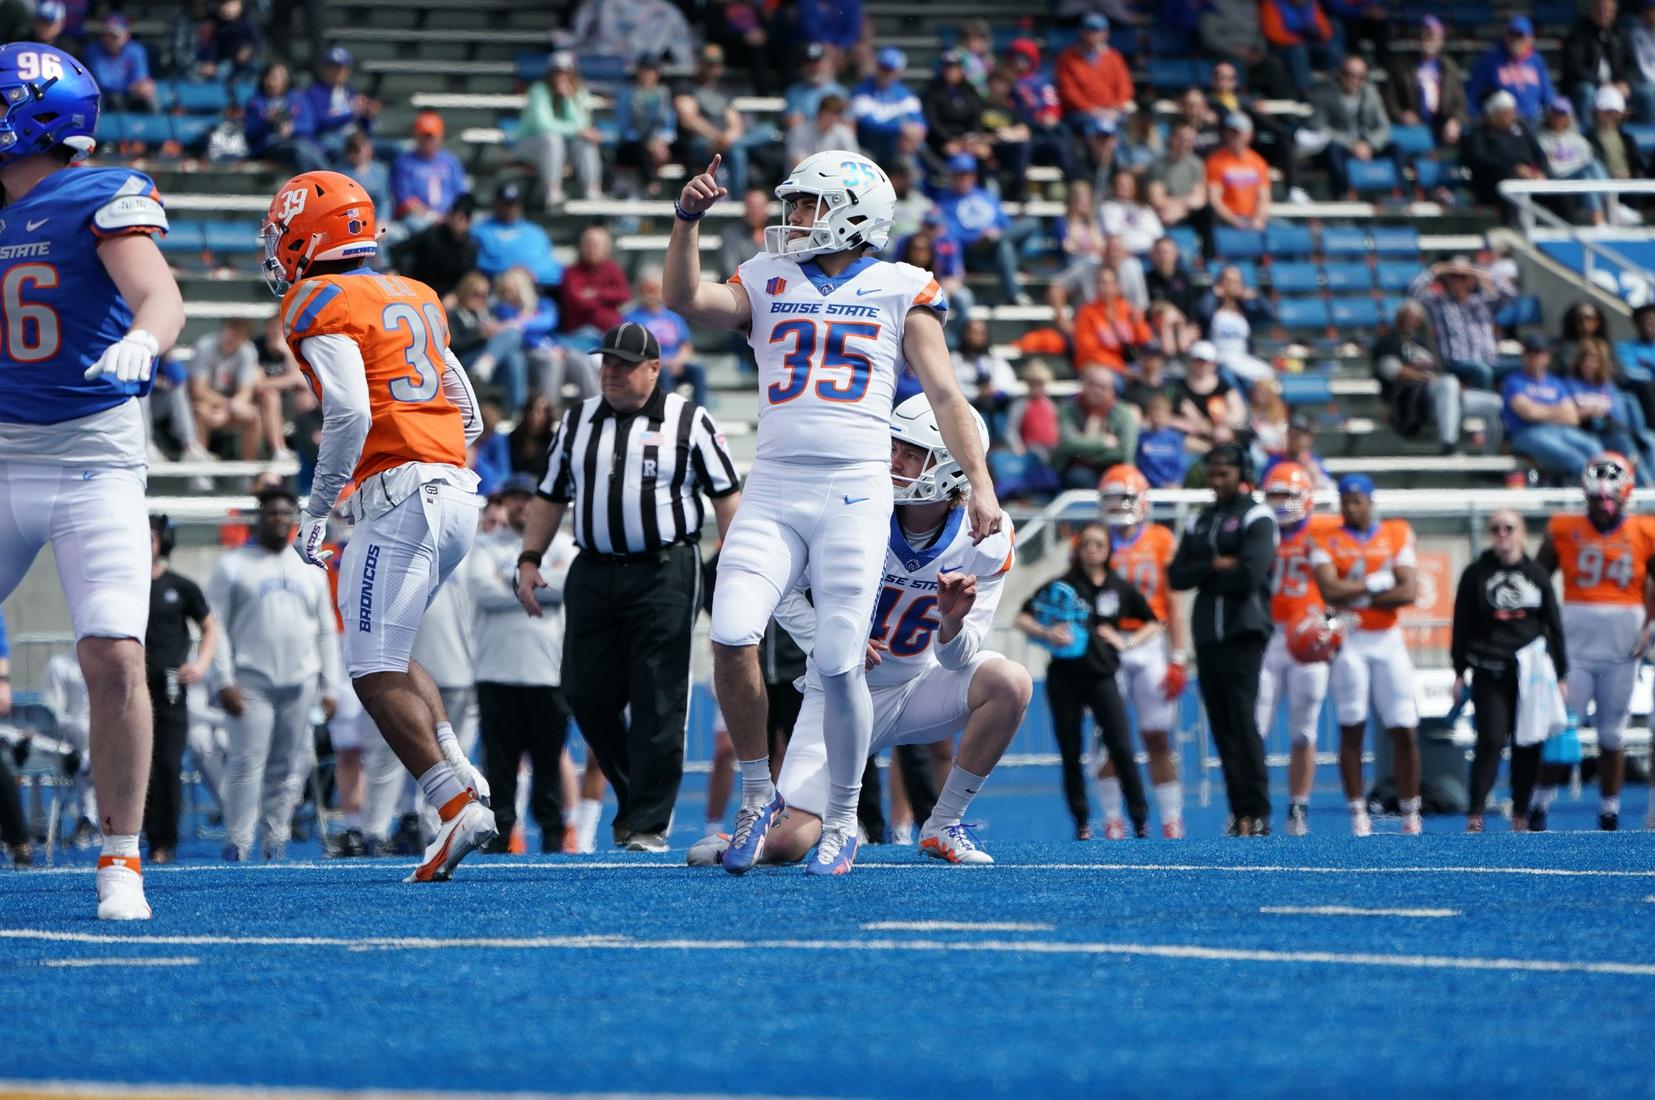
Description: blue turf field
xmin=2 ymin=766 xmax=1653 ymax=1099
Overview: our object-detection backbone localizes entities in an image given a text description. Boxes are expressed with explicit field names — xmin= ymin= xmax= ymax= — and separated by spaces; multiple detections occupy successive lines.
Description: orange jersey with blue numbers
xmin=1111 ymin=523 xmax=1176 ymax=627
xmin=1547 ymin=513 xmax=1655 ymax=607
xmin=1310 ymin=518 xmax=1417 ymax=631
xmin=1271 ymin=514 xmax=1342 ymax=624
xmin=281 ymin=270 xmax=466 ymax=504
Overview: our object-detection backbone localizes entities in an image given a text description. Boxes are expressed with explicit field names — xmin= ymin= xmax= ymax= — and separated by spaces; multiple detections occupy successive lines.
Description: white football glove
xmin=83 ymin=329 xmax=159 ymax=384
xmin=293 ymin=513 xmax=333 ymax=567
xmin=1364 ymin=570 xmax=1396 ymax=595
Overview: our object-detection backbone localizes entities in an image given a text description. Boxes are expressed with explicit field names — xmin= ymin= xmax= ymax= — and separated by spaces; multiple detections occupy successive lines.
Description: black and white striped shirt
xmin=538 ymin=390 xmax=739 ymax=556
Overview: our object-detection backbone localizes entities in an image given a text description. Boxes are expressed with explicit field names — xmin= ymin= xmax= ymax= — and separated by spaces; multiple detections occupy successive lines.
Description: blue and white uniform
xmin=774 ymin=509 xmax=1014 ymax=817
xmin=713 ymin=252 xmax=947 ymax=677
xmin=0 ymin=167 xmax=168 ymax=641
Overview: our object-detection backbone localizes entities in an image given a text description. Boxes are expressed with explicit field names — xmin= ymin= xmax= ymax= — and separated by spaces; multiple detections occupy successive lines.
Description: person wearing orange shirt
xmin=1073 ymin=266 xmax=1152 ymax=374
xmin=1055 ymin=13 xmax=1134 ymax=130
xmin=1205 ymin=114 xmax=1272 ymax=231
xmin=262 ymin=169 xmax=495 ymax=884
xmin=1260 ymin=0 xmax=1341 ymax=100
xmin=1310 ymin=474 xmax=1424 ymax=836
xmin=1096 ymin=466 xmax=1190 ymax=838
xmin=1258 ymin=463 xmax=1343 ymax=836
xmin=1535 ymin=453 xmax=1655 ymax=831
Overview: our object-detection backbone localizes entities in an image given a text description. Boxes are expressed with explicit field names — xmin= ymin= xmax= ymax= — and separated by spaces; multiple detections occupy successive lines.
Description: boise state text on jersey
xmin=0 ymin=168 xmax=167 ymax=425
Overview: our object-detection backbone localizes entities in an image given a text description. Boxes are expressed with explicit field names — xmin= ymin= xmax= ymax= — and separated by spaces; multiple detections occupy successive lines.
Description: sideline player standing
xmin=663 ymin=151 xmax=1002 ymax=875
xmin=1311 ymin=474 xmax=1424 ymax=836
xmin=261 ymin=170 xmax=493 ymax=882
xmin=1535 ymin=453 xmax=1654 ymax=831
xmin=1096 ymin=465 xmax=1189 ymax=839
xmin=0 ymin=43 xmax=184 ymax=918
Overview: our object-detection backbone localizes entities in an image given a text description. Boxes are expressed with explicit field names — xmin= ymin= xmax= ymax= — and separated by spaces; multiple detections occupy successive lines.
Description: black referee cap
xmin=599 ymin=321 xmax=661 ymax=363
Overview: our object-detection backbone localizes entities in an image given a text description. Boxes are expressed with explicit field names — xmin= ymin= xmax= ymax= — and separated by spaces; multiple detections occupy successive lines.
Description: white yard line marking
xmin=861 ymin=920 xmax=1056 ymax=932
xmin=40 ymin=956 xmax=199 ymax=968
xmin=2 ymin=928 xmax=1651 ymax=977
xmin=1260 ymin=905 xmax=1461 ymax=918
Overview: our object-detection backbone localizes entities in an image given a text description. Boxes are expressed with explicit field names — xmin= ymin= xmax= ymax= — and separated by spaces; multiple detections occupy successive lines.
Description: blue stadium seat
xmin=96 ymin=112 xmax=173 ymax=145
xmin=1322 ymin=262 xmax=1373 ymax=291
xmin=170 ymin=116 xmax=216 ymax=149
xmin=1278 ymin=374 xmax=1332 ymax=404
xmin=1375 ymin=261 xmax=1417 ymax=291
xmin=203 ymin=221 xmax=260 ymax=254
xmin=1348 ymin=159 xmax=1398 ymax=195
xmin=1277 ymin=298 xmax=1330 ymax=330
xmin=171 ymin=80 xmax=231 ymax=113
xmin=1225 ymin=260 xmax=1259 ymax=286
xmin=1330 ymin=297 xmax=1381 ymax=329
xmin=1213 ymin=227 xmax=1265 ymax=259
xmin=1166 ymin=225 xmax=1200 ymax=259
xmin=577 ymin=54 xmax=629 ymax=87
xmin=1497 ymin=295 xmax=1544 ymax=329
xmin=1319 ymin=226 xmax=1367 ymax=256
xmin=1146 ymin=58 xmax=1212 ymax=90
xmin=1369 ymin=226 xmax=1420 ymax=257
xmin=1389 ymin=124 xmax=1434 ymax=158
xmin=1379 ymin=296 xmax=1408 ymax=321
xmin=515 ymin=51 xmax=551 ymax=82
xmin=157 ymin=220 xmax=206 ymax=255
xmin=1265 ymin=223 xmax=1315 ymax=257
xmin=1414 ymin=158 xmax=1459 ymax=190
xmin=1270 ymin=261 xmax=1319 ymax=293
xmin=1625 ymin=124 xmax=1655 ymax=156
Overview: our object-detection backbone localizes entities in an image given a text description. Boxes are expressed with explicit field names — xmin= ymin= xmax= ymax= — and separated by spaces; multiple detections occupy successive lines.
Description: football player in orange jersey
xmin=1258 ymin=463 xmax=1342 ymax=836
xmin=1096 ymin=466 xmax=1189 ymax=838
xmin=1310 ymin=474 xmax=1424 ymax=836
xmin=1535 ymin=453 xmax=1655 ymax=831
xmin=261 ymin=170 xmax=495 ymax=882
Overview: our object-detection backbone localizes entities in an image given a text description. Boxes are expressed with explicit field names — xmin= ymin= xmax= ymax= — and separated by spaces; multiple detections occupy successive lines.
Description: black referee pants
xmin=563 ymin=543 xmax=700 ymax=839
xmin=477 ymin=682 xmax=571 ymax=849
xmin=144 ymin=670 xmax=189 ymax=852
xmin=1196 ymin=635 xmax=1271 ymax=824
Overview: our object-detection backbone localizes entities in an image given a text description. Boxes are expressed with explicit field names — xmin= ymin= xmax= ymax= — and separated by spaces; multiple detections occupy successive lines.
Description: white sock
xmin=703 ymin=819 xmax=725 ymax=838
xmin=102 ymin=834 xmax=140 ymax=859
xmin=926 ymin=766 xmax=989 ymax=829
xmin=1399 ymin=796 xmax=1422 ymax=816
xmin=737 ymin=757 xmax=774 ymax=805
xmin=1348 ymin=798 xmax=1366 ymax=815
xmin=1096 ymin=776 xmax=1124 ymax=823
xmin=417 ymin=762 xmax=467 ymax=813
xmin=1533 ymin=786 xmax=1557 ymax=811
xmin=575 ymin=798 xmax=602 ymax=851
xmin=435 ymin=721 xmax=459 ymax=754
xmin=1154 ymin=781 xmax=1183 ymax=823
xmin=1600 ymin=795 xmax=1621 ymax=815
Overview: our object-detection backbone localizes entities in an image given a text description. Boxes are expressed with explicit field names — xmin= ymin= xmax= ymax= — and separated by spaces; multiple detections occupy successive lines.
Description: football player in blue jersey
xmin=0 ymin=42 xmax=184 ymax=920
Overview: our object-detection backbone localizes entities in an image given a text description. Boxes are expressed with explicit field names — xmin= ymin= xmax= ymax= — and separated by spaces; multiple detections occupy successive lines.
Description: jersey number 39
xmin=766 ymin=320 xmax=880 ymax=405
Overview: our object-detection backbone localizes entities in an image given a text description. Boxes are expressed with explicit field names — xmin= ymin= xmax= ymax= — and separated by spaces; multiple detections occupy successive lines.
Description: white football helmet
xmin=890 ymin=394 xmax=988 ymax=503
xmin=765 ymin=150 xmax=896 ymax=260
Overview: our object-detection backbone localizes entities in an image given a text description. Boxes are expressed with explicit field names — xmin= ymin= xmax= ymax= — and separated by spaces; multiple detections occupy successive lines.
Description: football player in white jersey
xmin=664 ymin=151 xmax=1002 ymax=875
xmin=688 ymin=395 xmax=1029 ymax=870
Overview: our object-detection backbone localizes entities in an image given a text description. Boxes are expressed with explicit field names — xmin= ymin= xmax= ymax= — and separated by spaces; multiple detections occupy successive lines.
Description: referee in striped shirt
xmin=515 ymin=322 xmax=741 ymax=852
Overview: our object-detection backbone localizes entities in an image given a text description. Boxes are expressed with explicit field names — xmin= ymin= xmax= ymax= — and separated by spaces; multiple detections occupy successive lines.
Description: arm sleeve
xmin=689 ymin=407 xmax=741 ymax=498
xmin=1208 ymin=508 xmax=1278 ymax=595
xmin=934 ymin=572 xmax=1006 ymax=670
xmin=440 ymin=347 xmax=483 ymax=446
xmin=299 ymin=333 xmax=373 ymax=518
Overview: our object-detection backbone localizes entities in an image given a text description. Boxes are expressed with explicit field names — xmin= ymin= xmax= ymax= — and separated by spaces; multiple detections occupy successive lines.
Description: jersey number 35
xmin=766 ymin=320 xmax=880 ymax=405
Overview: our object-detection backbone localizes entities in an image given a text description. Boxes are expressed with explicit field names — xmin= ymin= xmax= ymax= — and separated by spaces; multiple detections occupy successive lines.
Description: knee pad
xmin=709 ymin=572 xmax=781 ymax=648
xmin=1596 ymin=723 xmax=1627 ymax=752
xmin=813 ymin=609 xmax=870 ymax=677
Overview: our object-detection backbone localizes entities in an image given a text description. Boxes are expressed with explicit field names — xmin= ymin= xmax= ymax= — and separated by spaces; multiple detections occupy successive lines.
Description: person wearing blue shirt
xmin=851 ymin=47 xmax=926 ymax=166
xmin=243 ymin=61 xmax=326 ymax=172
xmin=303 ymin=45 xmax=379 ymax=158
xmin=796 ymin=0 xmax=863 ymax=50
xmin=932 ymin=153 xmax=1039 ymax=304
xmin=1135 ymin=392 xmax=1189 ymax=488
xmin=1503 ymin=334 xmax=1602 ymax=477
xmin=471 ymin=181 xmax=563 ymax=288
xmin=86 ymin=16 xmax=157 ymax=112
xmin=1467 ymin=16 xmax=1557 ymax=123
xmin=337 ymin=130 xmax=391 ymax=226
xmin=392 ymin=110 xmax=469 ymax=232
xmin=784 ymin=42 xmax=850 ymax=128
xmin=624 ymin=267 xmax=708 ymax=408
xmin=1616 ymin=304 xmax=1655 ymax=406
xmin=470 ymin=405 xmax=512 ymax=497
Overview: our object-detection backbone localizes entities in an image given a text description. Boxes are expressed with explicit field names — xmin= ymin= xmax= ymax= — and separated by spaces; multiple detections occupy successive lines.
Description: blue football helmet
xmin=0 ymin=42 xmax=100 ymax=165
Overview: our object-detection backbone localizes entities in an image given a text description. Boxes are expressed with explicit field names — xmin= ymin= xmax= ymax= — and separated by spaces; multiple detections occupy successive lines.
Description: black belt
xmin=579 ymin=539 xmax=695 ymax=566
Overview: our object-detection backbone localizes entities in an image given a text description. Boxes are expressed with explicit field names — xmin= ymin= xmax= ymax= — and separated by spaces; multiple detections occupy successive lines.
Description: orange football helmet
xmin=1583 ymin=451 xmax=1635 ymax=510
xmin=260 ymin=170 xmax=379 ymax=295
xmin=1098 ymin=465 xmax=1150 ymax=527
xmin=1287 ymin=609 xmax=1346 ymax=665
xmin=1262 ymin=461 xmax=1316 ymax=525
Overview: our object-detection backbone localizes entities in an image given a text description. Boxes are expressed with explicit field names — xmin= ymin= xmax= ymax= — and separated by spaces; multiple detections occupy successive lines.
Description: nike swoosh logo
xmin=843 ymin=495 xmax=869 ymax=505
xmin=854 ymin=288 xmax=880 ymax=296
xmin=26 ymin=218 xmax=48 ymax=232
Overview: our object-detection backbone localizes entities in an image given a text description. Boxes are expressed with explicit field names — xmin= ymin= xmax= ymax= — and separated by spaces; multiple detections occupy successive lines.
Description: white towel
xmin=1514 ymin=637 xmax=1567 ymax=747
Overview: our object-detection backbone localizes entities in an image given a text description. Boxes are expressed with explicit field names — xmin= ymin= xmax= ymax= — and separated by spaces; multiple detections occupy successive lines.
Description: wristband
xmin=673 ymin=202 xmax=705 ymax=223
xmin=1168 ymin=651 xmax=1187 ymax=665
xmin=517 ymin=550 xmax=544 ymax=568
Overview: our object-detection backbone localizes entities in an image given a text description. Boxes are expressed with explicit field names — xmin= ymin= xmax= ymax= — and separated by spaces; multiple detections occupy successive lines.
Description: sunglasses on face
xmin=1489 ymin=524 xmax=1516 ymax=534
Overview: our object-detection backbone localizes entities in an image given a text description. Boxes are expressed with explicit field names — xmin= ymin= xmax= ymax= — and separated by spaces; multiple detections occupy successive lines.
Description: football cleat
xmin=624 ymin=831 xmax=668 ymax=853
xmin=1075 ymin=822 xmax=1093 ymax=841
xmin=1598 ymin=812 xmax=1619 ymax=832
xmin=723 ymin=791 xmax=785 ymax=875
xmin=1401 ymin=812 xmax=1423 ymax=836
xmin=687 ymin=832 xmax=730 ymax=866
xmin=1103 ymin=818 xmax=1128 ymax=840
xmin=1526 ymin=806 xmax=1548 ymax=833
xmin=805 ymin=826 xmax=859 ymax=876
xmin=1350 ymin=809 xmax=1372 ymax=838
xmin=95 ymin=856 xmax=151 ymax=921
xmin=1248 ymin=817 xmax=1271 ymax=837
xmin=334 ymin=828 xmax=367 ymax=858
xmin=919 ymin=821 xmax=993 ymax=864
xmin=1162 ymin=819 xmax=1186 ymax=840
xmin=406 ymin=797 xmax=496 ymax=883
xmin=1286 ymin=803 xmax=1309 ymax=837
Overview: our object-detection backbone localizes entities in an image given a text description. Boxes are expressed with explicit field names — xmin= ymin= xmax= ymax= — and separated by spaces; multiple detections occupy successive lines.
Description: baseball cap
xmin=34 ymin=1 xmax=65 ymax=21
xmin=877 ymin=46 xmax=907 ymax=71
xmin=939 ymin=48 xmax=965 ymax=67
xmin=1224 ymin=111 xmax=1254 ymax=134
xmin=1336 ymin=473 xmax=1376 ymax=498
xmin=1485 ymin=90 xmax=1518 ymax=115
xmin=500 ymin=473 xmax=539 ymax=497
xmin=102 ymin=13 xmax=129 ymax=33
xmin=1007 ymin=38 xmax=1041 ymax=66
xmin=1206 ymin=443 xmax=1246 ymax=470
xmin=1521 ymin=332 xmax=1551 ymax=353
xmin=1288 ymin=414 xmax=1314 ymax=433
xmin=412 ymin=111 xmax=445 ymax=138
xmin=324 ymin=45 xmax=354 ymax=67
xmin=1189 ymin=340 xmax=1218 ymax=362
xmin=1596 ymin=85 xmax=1628 ymax=113
xmin=600 ymin=321 xmax=661 ymax=364
xmin=1420 ymin=15 xmax=1443 ymax=33
xmin=1547 ymin=96 xmax=1574 ymax=115
xmin=946 ymin=151 xmax=977 ymax=173
xmin=1081 ymin=12 xmax=1110 ymax=31
xmin=1507 ymin=14 xmax=1534 ymax=36
xmin=548 ymin=51 xmax=577 ymax=73
xmin=804 ymin=42 xmax=827 ymax=62
xmin=495 ymin=180 xmax=523 ymax=204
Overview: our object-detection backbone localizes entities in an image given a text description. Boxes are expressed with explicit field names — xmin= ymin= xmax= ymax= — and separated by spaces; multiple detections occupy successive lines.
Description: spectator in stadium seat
xmin=1001 ymin=359 xmax=1063 ymax=484
xmin=518 ymin=53 xmax=604 ymax=207
xmin=1260 ymin=414 xmax=1335 ymax=488
xmin=1385 ymin=16 xmax=1468 ymax=146
xmin=305 ymin=46 xmax=379 ymax=160
xmin=1099 ymin=170 xmax=1164 ymax=256
xmin=557 ymin=225 xmax=631 ymax=350
xmin=623 ymin=266 xmax=708 ymax=408
xmin=1614 ymin=304 xmax=1655 ymax=417
xmin=934 ymin=152 xmax=1040 ymax=305
xmin=1538 ymin=98 xmax=1611 ymax=225
xmin=189 ymin=319 xmax=279 ymax=460
xmin=1246 ymin=379 xmax=1290 ymax=464
xmin=493 ymin=267 xmax=565 ymax=401
xmin=469 ymin=404 xmax=511 ymax=497
xmin=1200 ymin=0 xmax=1289 ymax=99
xmin=1054 ymin=365 xmax=1140 ymax=489
xmin=391 ymin=111 xmax=469 ymax=233
xmin=1074 ymin=266 xmax=1153 ymax=375
xmin=1467 ymin=16 xmax=1556 ymax=124
xmin=980 ymin=69 xmax=1034 ymax=202
xmin=1374 ymin=300 xmax=1504 ymax=456
xmin=1005 ymin=37 xmax=1073 ymax=192
xmin=1586 ymin=85 xmax=1651 ymax=193
xmin=1206 ymin=113 xmax=1272 ymax=232
xmin=1197 ymin=265 xmax=1276 ymax=386
xmin=796 ymin=0 xmax=866 ymax=63
xmin=1408 ymin=255 xmax=1516 ymax=393
xmin=1261 ymin=0 xmax=1341 ymax=101
xmin=1175 ymin=87 xmax=1224 ymax=158
xmin=675 ymin=44 xmax=757 ymax=198
xmin=952 ymin=317 xmax=1018 ymax=418
xmin=1568 ymin=339 xmax=1655 ymax=475
xmin=1056 ymin=13 xmax=1134 ymax=132
xmin=1208 ymin=61 xmax=1305 ymax=205
xmin=337 ymin=131 xmax=391 ymax=226
xmin=896 ymin=215 xmax=973 ymax=346
xmin=1563 ymin=0 xmax=1636 ymax=124
xmin=922 ymin=49 xmax=988 ymax=169
xmin=509 ymin=394 xmax=558 ymax=479
xmin=1461 ymin=90 xmax=1548 ymax=216
xmin=1135 ymin=392 xmax=1190 ymax=488
xmin=449 ymin=271 xmax=530 ymax=416
xmin=86 ymin=15 xmax=157 ymax=113
xmin=1147 ymin=122 xmax=1209 ymax=229
xmin=614 ymin=58 xmax=678 ymax=198
xmin=1048 ymin=231 xmax=1145 ymax=340
xmin=1503 ymin=333 xmax=1604 ymax=478
xmin=1145 ymin=236 xmax=1200 ymax=318
xmin=851 ymin=46 xmax=926 ymax=168
xmin=389 ymin=194 xmax=478 ymax=304
xmin=784 ymin=42 xmax=850 ymax=131
xmin=955 ymin=18 xmax=993 ymax=93
xmin=244 ymin=62 xmax=326 ymax=174
xmin=1057 ymin=178 xmax=1105 ymax=266
xmin=1078 ymin=116 xmax=1125 ymax=197
xmin=1118 ymin=109 xmax=1165 ymax=177
xmin=718 ymin=187 xmax=769 ymax=280
xmin=1309 ymin=56 xmax=1402 ymax=200
xmin=1171 ymin=341 xmax=1248 ymax=450
xmin=200 ymin=0 xmax=262 ymax=82
xmin=886 ymin=162 xmax=931 ymax=246
xmin=699 ymin=0 xmax=780 ymax=97
xmin=787 ymin=93 xmax=859 ymax=167
xmin=571 ymin=0 xmax=694 ymax=69
xmin=1631 ymin=4 xmax=1655 ymax=122
xmin=473 ymin=181 xmax=563 ymax=289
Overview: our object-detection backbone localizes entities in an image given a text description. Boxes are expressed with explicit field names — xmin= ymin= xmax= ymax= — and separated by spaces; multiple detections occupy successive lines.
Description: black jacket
xmin=1167 ymin=491 xmax=1277 ymax=645
xmin=1461 ymin=119 xmax=1546 ymax=206
xmin=389 ymin=222 xmax=479 ymax=300
xmin=1562 ymin=17 xmax=1636 ymax=92
xmin=1450 ymin=550 xmax=1566 ymax=680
